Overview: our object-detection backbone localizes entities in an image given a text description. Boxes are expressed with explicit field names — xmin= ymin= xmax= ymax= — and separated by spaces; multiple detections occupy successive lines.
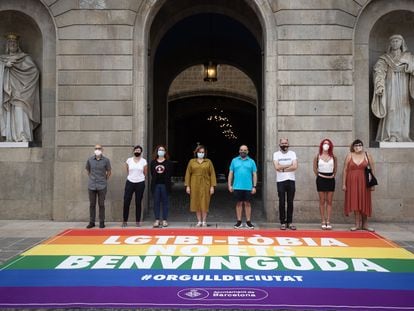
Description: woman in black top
xmin=150 ymin=145 xmax=173 ymax=227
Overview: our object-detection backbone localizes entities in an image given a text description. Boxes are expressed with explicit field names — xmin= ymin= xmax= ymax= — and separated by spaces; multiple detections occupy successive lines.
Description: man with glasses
xmin=228 ymin=145 xmax=257 ymax=229
xmin=85 ymin=144 xmax=111 ymax=228
xmin=273 ymin=138 xmax=298 ymax=230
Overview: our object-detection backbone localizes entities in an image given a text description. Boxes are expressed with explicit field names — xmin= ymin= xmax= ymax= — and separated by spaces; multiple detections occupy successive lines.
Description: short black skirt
xmin=316 ymin=173 xmax=335 ymax=192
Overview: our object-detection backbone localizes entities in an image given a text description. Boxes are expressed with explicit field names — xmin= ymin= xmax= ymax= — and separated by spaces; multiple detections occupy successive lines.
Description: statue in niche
xmin=371 ymin=34 xmax=414 ymax=142
xmin=0 ymin=33 xmax=40 ymax=142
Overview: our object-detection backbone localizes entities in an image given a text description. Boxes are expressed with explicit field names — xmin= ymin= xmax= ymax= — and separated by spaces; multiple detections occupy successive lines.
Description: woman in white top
xmin=122 ymin=145 xmax=147 ymax=227
xmin=313 ymin=139 xmax=337 ymax=230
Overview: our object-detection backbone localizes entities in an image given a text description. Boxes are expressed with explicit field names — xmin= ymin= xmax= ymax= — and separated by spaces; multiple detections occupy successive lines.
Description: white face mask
xmin=197 ymin=152 xmax=205 ymax=159
xmin=94 ymin=149 xmax=102 ymax=156
xmin=322 ymin=144 xmax=330 ymax=151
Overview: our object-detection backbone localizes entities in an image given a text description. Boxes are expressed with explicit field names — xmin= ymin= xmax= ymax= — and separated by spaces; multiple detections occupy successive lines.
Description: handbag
xmin=365 ymin=152 xmax=378 ymax=187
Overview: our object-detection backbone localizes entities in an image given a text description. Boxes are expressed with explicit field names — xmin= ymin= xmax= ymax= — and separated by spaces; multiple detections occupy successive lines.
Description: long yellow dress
xmin=184 ymin=158 xmax=217 ymax=212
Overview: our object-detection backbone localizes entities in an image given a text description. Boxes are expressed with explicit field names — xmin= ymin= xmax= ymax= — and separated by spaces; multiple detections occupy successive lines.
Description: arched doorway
xmin=149 ymin=2 xmax=263 ymax=220
xmin=167 ymin=64 xmax=258 ymax=177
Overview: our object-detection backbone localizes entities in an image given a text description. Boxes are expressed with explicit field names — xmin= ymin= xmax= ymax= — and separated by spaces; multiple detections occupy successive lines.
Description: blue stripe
xmin=0 ymin=270 xmax=413 ymax=290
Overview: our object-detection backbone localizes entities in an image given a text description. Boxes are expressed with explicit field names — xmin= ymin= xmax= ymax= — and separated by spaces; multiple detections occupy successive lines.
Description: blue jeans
xmin=153 ymin=184 xmax=169 ymax=220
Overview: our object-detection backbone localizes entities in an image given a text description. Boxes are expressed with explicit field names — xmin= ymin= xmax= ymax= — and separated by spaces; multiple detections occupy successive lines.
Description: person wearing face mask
xmin=85 ymin=144 xmax=112 ymax=229
xmin=184 ymin=145 xmax=217 ymax=227
xmin=273 ymin=138 xmax=298 ymax=230
xmin=150 ymin=145 xmax=173 ymax=228
xmin=122 ymin=145 xmax=147 ymax=227
xmin=313 ymin=139 xmax=337 ymax=230
xmin=228 ymin=145 xmax=258 ymax=229
xmin=342 ymin=139 xmax=375 ymax=232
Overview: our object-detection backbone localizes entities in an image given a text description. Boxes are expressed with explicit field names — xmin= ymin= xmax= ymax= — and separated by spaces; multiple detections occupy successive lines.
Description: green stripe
xmin=4 ymin=256 xmax=414 ymax=273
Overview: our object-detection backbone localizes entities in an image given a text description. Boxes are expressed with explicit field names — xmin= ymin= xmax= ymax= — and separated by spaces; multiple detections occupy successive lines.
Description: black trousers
xmin=277 ymin=180 xmax=296 ymax=224
xmin=123 ymin=180 xmax=145 ymax=222
xmin=88 ymin=188 xmax=107 ymax=223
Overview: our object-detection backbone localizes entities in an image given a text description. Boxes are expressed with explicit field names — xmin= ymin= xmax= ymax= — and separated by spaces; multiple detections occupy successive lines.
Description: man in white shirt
xmin=273 ymin=138 xmax=298 ymax=230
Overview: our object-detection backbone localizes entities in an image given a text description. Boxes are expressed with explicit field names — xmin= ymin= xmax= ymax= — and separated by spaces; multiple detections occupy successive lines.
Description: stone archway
xmin=136 ymin=0 xmax=278 ymax=221
xmin=167 ymin=64 xmax=258 ymax=178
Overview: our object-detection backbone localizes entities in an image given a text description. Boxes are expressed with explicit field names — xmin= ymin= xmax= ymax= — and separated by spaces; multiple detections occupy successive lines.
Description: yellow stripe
xmin=22 ymin=244 xmax=414 ymax=259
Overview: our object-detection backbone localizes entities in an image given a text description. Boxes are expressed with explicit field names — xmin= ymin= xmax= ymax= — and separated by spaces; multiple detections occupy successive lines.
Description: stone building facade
xmin=0 ymin=0 xmax=413 ymax=223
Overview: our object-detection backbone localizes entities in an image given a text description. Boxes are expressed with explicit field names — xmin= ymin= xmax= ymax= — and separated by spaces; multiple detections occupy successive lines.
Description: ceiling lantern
xmin=203 ymin=61 xmax=218 ymax=82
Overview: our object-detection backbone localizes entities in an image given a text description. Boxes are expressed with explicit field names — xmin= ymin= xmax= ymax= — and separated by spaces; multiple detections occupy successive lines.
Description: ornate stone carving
xmin=371 ymin=34 xmax=414 ymax=142
xmin=0 ymin=33 xmax=40 ymax=142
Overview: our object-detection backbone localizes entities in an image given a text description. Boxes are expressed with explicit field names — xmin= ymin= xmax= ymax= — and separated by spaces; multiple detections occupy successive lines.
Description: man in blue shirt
xmin=228 ymin=145 xmax=257 ymax=229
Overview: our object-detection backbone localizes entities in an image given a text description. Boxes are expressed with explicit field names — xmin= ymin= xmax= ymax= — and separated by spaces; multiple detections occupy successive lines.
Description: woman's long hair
xmin=319 ymin=138 xmax=334 ymax=157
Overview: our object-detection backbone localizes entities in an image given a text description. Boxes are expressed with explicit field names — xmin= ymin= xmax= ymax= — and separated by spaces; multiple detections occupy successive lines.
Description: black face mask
xmin=134 ymin=152 xmax=141 ymax=157
xmin=280 ymin=145 xmax=288 ymax=151
xmin=239 ymin=152 xmax=248 ymax=158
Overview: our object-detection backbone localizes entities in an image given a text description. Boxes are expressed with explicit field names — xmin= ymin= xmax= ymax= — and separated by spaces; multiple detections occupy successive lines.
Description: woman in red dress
xmin=342 ymin=139 xmax=376 ymax=232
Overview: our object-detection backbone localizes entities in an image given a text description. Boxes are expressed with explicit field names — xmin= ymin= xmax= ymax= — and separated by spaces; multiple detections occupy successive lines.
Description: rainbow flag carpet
xmin=0 ymin=228 xmax=413 ymax=310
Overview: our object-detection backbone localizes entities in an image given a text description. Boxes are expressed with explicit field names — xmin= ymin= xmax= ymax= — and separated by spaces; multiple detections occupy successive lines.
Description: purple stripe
xmin=0 ymin=287 xmax=413 ymax=310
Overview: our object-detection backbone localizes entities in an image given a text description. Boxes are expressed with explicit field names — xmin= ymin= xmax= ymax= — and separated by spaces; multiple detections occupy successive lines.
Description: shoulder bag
xmin=365 ymin=152 xmax=378 ymax=188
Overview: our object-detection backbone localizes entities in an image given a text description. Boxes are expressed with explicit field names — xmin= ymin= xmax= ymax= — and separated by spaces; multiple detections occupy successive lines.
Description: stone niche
xmin=0 ymin=0 xmax=56 ymax=220
xmin=369 ymin=10 xmax=414 ymax=146
xmin=0 ymin=10 xmax=43 ymax=144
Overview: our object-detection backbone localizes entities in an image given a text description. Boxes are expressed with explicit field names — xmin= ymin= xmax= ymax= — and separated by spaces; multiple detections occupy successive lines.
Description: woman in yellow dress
xmin=185 ymin=145 xmax=217 ymax=227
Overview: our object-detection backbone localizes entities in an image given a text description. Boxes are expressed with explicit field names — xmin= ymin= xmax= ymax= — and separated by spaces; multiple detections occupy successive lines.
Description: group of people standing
xmin=313 ymin=138 xmax=376 ymax=232
xmin=85 ymin=144 xmax=173 ymax=229
xmin=85 ymin=138 xmax=376 ymax=232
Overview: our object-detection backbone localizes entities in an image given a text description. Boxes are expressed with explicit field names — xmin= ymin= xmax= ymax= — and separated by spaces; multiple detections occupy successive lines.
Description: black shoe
xmin=246 ymin=221 xmax=255 ymax=229
xmin=86 ymin=222 xmax=95 ymax=229
xmin=99 ymin=222 xmax=105 ymax=228
xmin=233 ymin=221 xmax=242 ymax=229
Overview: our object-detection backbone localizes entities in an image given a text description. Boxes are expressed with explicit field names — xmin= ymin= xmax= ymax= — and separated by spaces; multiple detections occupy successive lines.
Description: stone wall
xmin=0 ymin=0 xmax=413 ymax=223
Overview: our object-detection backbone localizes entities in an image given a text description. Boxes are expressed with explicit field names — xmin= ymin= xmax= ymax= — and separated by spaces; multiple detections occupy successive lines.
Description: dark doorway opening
xmin=169 ymin=96 xmax=256 ymax=178
xmin=149 ymin=3 xmax=264 ymax=222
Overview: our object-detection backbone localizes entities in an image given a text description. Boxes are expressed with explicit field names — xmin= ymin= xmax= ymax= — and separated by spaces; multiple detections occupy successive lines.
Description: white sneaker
xmin=202 ymin=221 xmax=207 ymax=227
xmin=196 ymin=221 xmax=202 ymax=227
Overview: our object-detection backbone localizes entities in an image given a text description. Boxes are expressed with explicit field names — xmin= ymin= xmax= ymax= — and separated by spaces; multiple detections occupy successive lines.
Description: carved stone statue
xmin=0 ymin=33 xmax=40 ymax=142
xmin=371 ymin=34 xmax=414 ymax=142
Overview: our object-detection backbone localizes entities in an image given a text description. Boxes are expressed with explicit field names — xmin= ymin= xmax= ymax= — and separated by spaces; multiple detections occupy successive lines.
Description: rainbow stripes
xmin=0 ymin=228 xmax=413 ymax=310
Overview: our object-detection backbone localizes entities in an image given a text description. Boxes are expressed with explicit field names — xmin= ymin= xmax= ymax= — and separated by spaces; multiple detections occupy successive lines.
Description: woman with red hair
xmin=313 ymin=139 xmax=337 ymax=229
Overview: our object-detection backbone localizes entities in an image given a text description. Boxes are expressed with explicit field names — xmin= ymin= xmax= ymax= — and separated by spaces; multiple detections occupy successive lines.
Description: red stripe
xmin=58 ymin=228 xmax=380 ymax=239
